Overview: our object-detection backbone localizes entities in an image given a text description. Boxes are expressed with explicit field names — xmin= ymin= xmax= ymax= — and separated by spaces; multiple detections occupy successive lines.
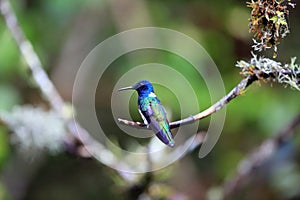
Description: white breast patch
xmin=148 ymin=92 xmax=156 ymax=97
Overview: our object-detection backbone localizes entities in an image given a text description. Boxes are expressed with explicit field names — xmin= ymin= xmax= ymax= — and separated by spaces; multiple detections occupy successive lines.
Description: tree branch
xmin=118 ymin=75 xmax=258 ymax=129
xmin=0 ymin=0 xmax=106 ymax=159
xmin=118 ymin=55 xmax=300 ymax=130
xmin=0 ymin=0 xmax=64 ymax=113
xmin=223 ymin=114 xmax=300 ymax=199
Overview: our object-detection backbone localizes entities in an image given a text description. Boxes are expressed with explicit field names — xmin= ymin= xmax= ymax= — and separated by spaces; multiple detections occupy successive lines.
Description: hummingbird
xmin=118 ymin=80 xmax=175 ymax=147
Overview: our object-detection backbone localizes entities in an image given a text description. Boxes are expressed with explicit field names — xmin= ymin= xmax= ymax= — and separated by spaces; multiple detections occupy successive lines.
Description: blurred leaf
xmin=0 ymin=84 xmax=21 ymax=111
xmin=0 ymin=126 xmax=10 ymax=169
xmin=0 ymin=27 xmax=21 ymax=80
xmin=0 ymin=181 xmax=12 ymax=200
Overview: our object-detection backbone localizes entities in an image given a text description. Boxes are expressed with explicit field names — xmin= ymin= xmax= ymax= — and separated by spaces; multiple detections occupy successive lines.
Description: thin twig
xmin=118 ymin=75 xmax=258 ymax=129
xmin=223 ymin=114 xmax=300 ymax=199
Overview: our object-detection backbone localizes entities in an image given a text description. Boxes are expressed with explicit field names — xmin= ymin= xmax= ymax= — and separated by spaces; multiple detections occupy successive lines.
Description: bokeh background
xmin=0 ymin=0 xmax=300 ymax=199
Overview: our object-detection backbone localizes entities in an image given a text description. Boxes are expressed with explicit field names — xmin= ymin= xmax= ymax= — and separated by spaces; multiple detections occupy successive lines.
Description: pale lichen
xmin=247 ymin=0 xmax=296 ymax=57
xmin=236 ymin=54 xmax=300 ymax=90
xmin=0 ymin=106 xmax=67 ymax=155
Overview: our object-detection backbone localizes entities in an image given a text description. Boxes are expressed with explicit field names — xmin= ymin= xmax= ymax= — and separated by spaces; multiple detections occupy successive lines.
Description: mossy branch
xmin=118 ymin=75 xmax=256 ymax=129
xmin=118 ymin=55 xmax=299 ymax=129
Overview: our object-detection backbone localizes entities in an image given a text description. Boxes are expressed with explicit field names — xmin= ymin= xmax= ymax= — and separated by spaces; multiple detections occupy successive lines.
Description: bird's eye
xmin=140 ymin=85 xmax=147 ymax=90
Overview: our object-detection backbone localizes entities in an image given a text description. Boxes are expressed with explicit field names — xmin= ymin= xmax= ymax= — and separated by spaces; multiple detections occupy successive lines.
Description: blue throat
xmin=137 ymin=86 xmax=154 ymax=97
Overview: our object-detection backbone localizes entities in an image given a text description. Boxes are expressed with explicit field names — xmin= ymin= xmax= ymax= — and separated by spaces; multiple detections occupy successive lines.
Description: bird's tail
xmin=155 ymin=128 xmax=175 ymax=147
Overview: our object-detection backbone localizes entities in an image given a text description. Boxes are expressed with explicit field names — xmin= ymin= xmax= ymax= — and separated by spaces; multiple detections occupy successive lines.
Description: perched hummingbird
xmin=118 ymin=80 xmax=175 ymax=147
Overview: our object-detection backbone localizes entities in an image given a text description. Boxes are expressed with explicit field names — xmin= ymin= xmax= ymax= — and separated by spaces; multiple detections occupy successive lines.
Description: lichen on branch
xmin=237 ymin=54 xmax=300 ymax=90
xmin=247 ymin=0 xmax=296 ymax=57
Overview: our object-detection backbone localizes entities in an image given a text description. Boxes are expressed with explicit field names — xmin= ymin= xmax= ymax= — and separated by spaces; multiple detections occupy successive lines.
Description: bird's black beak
xmin=118 ymin=86 xmax=135 ymax=91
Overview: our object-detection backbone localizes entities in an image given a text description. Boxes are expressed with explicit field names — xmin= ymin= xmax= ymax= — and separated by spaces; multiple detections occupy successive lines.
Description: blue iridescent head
xmin=118 ymin=80 xmax=154 ymax=95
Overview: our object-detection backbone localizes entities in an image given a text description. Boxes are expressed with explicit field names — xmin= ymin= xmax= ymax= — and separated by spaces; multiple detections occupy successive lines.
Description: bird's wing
xmin=146 ymin=99 xmax=175 ymax=147
xmin=139 ymin=98 xmax=164 ymax=131
xmin=138 ymin=109 xmax=148 ymax=125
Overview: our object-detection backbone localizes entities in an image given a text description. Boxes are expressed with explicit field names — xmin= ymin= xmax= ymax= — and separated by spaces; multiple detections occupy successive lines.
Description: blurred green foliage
xmin=0 ymin=126 xmax=10 ymax=169
xmin=0 ymin=0 xmax=299 ymax=199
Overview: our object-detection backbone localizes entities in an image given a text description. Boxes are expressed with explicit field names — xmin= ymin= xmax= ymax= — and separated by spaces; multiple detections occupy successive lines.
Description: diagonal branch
xmin=118 ymin=56 xmax=299 ymax=130
xmin=0 ymin=0 xmax=64 ymax=113
xmin=223 ymin=114 xmax=300 ymax=199
xmin=0 ymin=0 xmax=109 ymax=159
xmin=118 ymin=75 xmax=258 ymax=129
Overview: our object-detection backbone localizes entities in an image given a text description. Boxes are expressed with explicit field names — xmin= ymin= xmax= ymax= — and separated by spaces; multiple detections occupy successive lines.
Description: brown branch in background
xmin=118 ymin=75 xmax=258 ymax=129
xmin=223 ymin=114 xmax=300 ymax=199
